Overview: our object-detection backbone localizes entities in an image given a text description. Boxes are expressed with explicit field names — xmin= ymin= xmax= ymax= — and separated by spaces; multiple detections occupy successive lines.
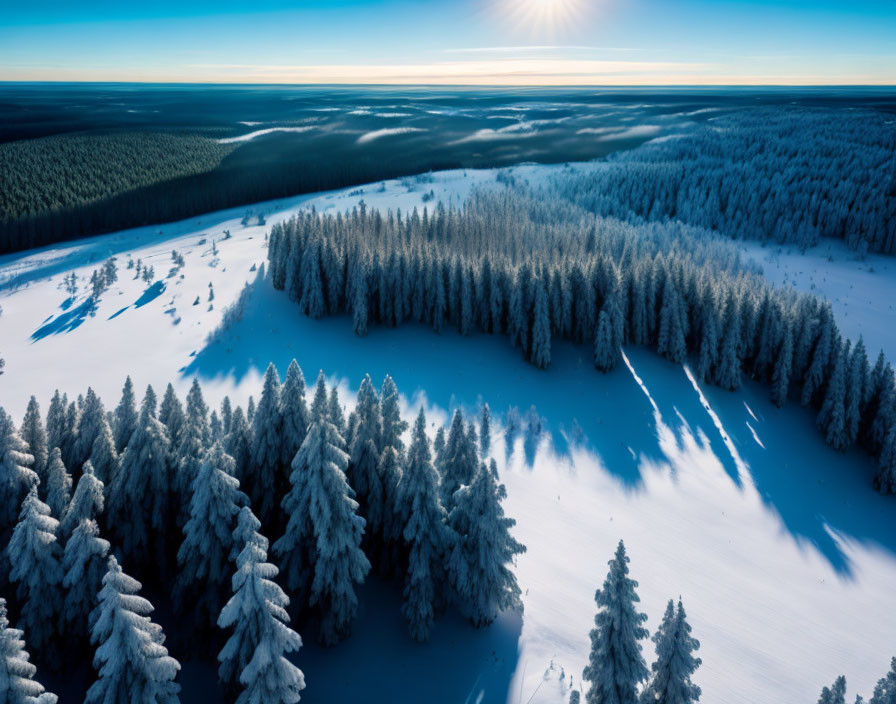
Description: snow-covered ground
xmin=2 ymin=166 xmax=896 ymax=704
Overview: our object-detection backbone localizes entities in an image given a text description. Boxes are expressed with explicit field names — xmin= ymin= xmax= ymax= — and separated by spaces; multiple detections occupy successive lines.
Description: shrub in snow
xmin=218 ymin=507 xmax=304 ymax=703
xmin=85 ymin=556 xmax=180 ymax=704
xmin=0 ymin=598 xmax=57 ymax=703
xmin=582 ymin=540 xmax=648 ymax=704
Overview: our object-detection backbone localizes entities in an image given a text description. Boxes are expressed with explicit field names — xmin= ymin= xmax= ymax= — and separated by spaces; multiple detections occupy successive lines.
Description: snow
xmin=216 ymin=126 xmax=315 ymax=144
xmin=2 ymin=165 xmax=896 ymax=703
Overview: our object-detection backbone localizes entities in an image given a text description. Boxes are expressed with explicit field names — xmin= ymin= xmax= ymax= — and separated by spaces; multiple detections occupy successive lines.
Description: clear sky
xmin=1 ymin=0 xmax=894 ymax=85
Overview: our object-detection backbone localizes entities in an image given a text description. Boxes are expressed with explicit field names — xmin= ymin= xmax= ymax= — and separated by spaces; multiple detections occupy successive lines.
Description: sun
xmin=503 ymin=0 xmax=590 ymax=38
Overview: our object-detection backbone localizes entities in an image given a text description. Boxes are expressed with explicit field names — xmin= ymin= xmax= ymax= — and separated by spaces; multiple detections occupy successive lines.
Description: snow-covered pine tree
xmin=0 ymin=407 xmax=37 ymax=548
xmin=657 ymin=279 xmax=686 ymax=365
xmin=582 ymin=540 xmax=649 ymax=704
xmin=74 ymin=388 xmax=108 ymax=470
xmin=210 ymin=411 xmax=223 ymax=443
xmin=397 ymin=408 xmax=451 ymax=641
xmin=108 ymin=385 xmax=171 ymax=571
xmin=347 ymin=375 xmax=384 ymax=537
xmin=714 ymin=292 xmax=743 ymax=391
xmin=85 ymin=556 xmax=180 ymax=703
xmin=817 ymin=676 xmax=847 ymax=704
xmin=439 ymin=410 xmax=478 ymax=511
xmin=593 ymin=309 xmax=616 ymax=373
xmin=0 ymin=598 xmax=58 ymax=703
xmin=113 ymin=376 xmax=138 ymax=453
xmin=175 ymin=378 xmax=210 ymax=527
xmin=817 ymin=340 xmax=849 ymax=451
xmin=7 ymin=486 xmax=63 ymax=654
xmin=479 ymin=404 xmax=491 ymax=458
xmin=845 ymin=338 xmax=868 ymax=449
xmin=45 ymin=390 xmax=67 ymax=460
xmin=531 ymin=276 xmax=552 ymax=369
xmin=218 ymin=507 xmax=304 ymax=703
xmin=87 ymin=414 xmax=118 ymax=488
xmin=641 ymin=599 xmax=701 ymax=704
xmin=329 ymin=387 xmax=346 ymax=437
xmin=62 ymin=518 xmax=110 ymax=643
xmin=869 ymin=658 xmax=895 ymax=704
xmin=280 ymin=359 xmax=310 ymax=480
xmin=446 ymin=460 xmax=525 ymax=627
xmin=220 ymin=396 xmax=233 ymax=438
xmin=275 ymin=372 xmax=370 ymax=645
xmin=20 ymin=396 xmax=48 ymax=489
xmin=875 ymin=426 xmax=896 ymax=495
xmin=44 ymin=447 xmax=72 ymax=521
xmin=58 ymin=459 xmax=104 ymax=544
xmin=246 ymin=396 xmax=256 ymax=426
xmin=248 ymin=363 xmax=283 ymax=523
xmin=174 ymin=441 xmax=247 ymax=633
xmin=433 ymin=426 xmax=447 ymax=473
xmin=159 ymin=383 xmax=185 ymax=449
xmin=770 ymin=319 xmax=794 ymax=408
xmin=225 ymin=406 xmax=252 ymax=483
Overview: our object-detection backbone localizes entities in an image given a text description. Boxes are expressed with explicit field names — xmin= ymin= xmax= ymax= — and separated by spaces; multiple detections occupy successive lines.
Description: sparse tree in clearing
xmin=7 ymin=486 xmax=64 ymax=655
xmin=582 ymin=540 xmax=649 ymax=704
xmin=217 ymin=507 xmax=304 ymax=704
xmin=397 ymin=408 xmax=451 ymax=641
xmin=113 ymin=377 xmax=138 ymax=453
xmin=58 ymin=460 xmax=104 ymax=544
xmin=248 ymin=363 xmax=283 ymax=524
xmin=20 ymin=396 xmax=49 ymax=488
xmin=641 ymin=599 xmax=702 ymax=704
xmin=85 ymin=556 xmax=180 ymax=704
xmin=0 ymin=598 xmax=58 ymax=703
xmin=817 ymin=676 xmax=847 ymax=704
xmin=174 ymin=441 xmax=247 ymax=634
xmin=446 ymin=460 xmax=525 ymax=628
xmin=62 ymin=518 xmax=110 ymax=644
xmin=44 ymin=447 xmax=72 ymax=521
xmin=108 ymin=386 xmax=172 ymax=571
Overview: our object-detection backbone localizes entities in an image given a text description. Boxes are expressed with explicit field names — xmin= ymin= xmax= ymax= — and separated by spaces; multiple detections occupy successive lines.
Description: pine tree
xmin=20 ymin=396 xmax=48 ymax=489
xmin=397 ymin=408 xmax=451 ymax=641
xmin=818 ymin=676 xmax=847 ymax=704
xmin=582 ymin=541 xmax=649 ymax=704
xmin=61 ymin=519 xmax=110 ymax=642
xmin=274 ymin=372 xmax=370 ymax=645
xmin=108 ymin=386 xmax=171 ymax=570
xmin=248 ymin=363 xmax=283 ymax=523
xmin=74 ymin=388 xmax=109 ymax=470
xmin=0 ymin=407 xmax=37 ymax=547
xmin=280 ymin=359 xmax=310 ymax=479
xmin=329 ymin=387 xmax=346 ymax=437
xmin=378 ymin=376 xmax=407 ymax=569
xmin=159 ymin=383 xmax=185 ymax=450
xmin=714 ymin=292 xmax=742 ymax=391
xmin=770 ymin=321 xmax=794 ymax=408
xmin=641 ymin=599 xmax=701 ymax=704
xmin=657 ymin=280 xmax=686 ymax=365
xmin=225 ymin=406 xmax=252 ymax=483
xmin=45 ymin=390 xmax=67 ymax=460
xmin=113 ymin=376 xmax=138 ymax=453
xmin=218 ymin=507 xmax=305 ymax=703
xmin=85 ymin=556 xmax=180 ymax=704
xmin=220 ymin=396 xmax=233 ymax=437
xmin=446 ymin=461 xmax=525 ymax=627
xmin=439 ymin=411 xmax=477 ymax=511
xmin=175 ymin=378 xmax=210 ymax=527
xmin=479 ymin=404 xmax=491 ymax=458
xmin=87 ymin=415 xmax=118 ymax=488
xmin=0 ymin=598 xmax=58 ymax=703
xmin=875 ymin=426 xmax=896 ymax=495
xmin=44 ymin=447 xmax=72 ymax=521
xmin=531 ymin=276 xmax=552 ymax=369
xmin=7 ymin=486 xmax=63 ymax=654
xmin=58 ymin=460 xmax=104 ymax=544
xmin=175 ymin=441 xmax=247 ymax=632
xmin=817 ymin=341 xmax=849 ymax=451
xmin=594 ymin=309 xmax=616 ymax=373
xmin=869 ymin=657 xmax=896 ymax=704
xmin=347 ymin=375 xmax=384 ymax=536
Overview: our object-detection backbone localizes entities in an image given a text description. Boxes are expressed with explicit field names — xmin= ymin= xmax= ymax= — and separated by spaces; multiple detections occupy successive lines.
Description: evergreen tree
xmin=818 ymin=676 xmax=847 ymax=704
xmin=45 ymin=391 xmax=67 ymax=461
xmin=74 ymin=388 xmax=108 ymax=470
xmin=479 ymin=404 xmax=492 ymax=458
xmin=397 ymin=409 xmax=451 ymax=641
xmin=274 ymin=372 xmax=370 ymax=645
xmin=280 ymin=359 xmax=310 ymax=479
xmin=218 ymin=508 xmax=305 ymax=703
xmin=817 ymin=341 xmax=849 ymax=451
xmin=714 ymin=293 xmax=742 ymax=391
xmin=439 ymin=411 xmax=477 ymax=511
xmin=329 ymin=387 xmax=346 ymax=437
xmin=0 ymin=598 xmax=58 ymax=704
xmin=869 ymin=658 xmax=896 ymax=704
xmin=61 ymin=401 xmax=79 ymax=471
xmin=248 ymin=363 xmax=283 ymax=523
xmin=44 ymin=448 xmax=72 ymax=521
xmin=108 ymin=386 xmax=171 ymax=570
xmin=657 ymin=281 xmax=686 ymax=365
xmin=347 ymin=375 xmax=384 ymax=536
xmin=220 ymin=396 xmax=233 ymax=438
xmin=58 ymin=460 xmax=104 ymax=544
xmin=7 ymin=486 xmax=63 ymax=654
xmin=875 ymin=426 xmax=896 ymax=495
xmin=582 ymin=541 xmax=649 ymax=704
xmin=174 ymin=441 xmax=247 ymax=632
xmin=61 ymin=519 xmax=110 ymax=643
xmin=446 ymin=461 xmax=525 ymax=627
xmin=20 ymin=397 xmax=48 ymax=489
xmin=159 ymin=383 xmax=185 ymax=449
xmin=85 ymin=556 xmax=180 ymax=704
xmin=113 ymin=377 xmax=138 ymax=453
xmin=594 ymin=309 xmax=616 ymax=373
xmin=0 ymin=407 xmax=37 ymax=547
xmin=770 ymin=321 xmax=794 ymax=408
xmin=641 ymin=599 xmax=701 ymax=704
xmin=225 ymin=407 xmax=252 ymax=483
xmin=87 ymin=416 xmax=118 ymax=488
xmin=175 ymin=379 xmax=210 ymax=527
xmin=531 ymin=276 xmax=552 ymax=369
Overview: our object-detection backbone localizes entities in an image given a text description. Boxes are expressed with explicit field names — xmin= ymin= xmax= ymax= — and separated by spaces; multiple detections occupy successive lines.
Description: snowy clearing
xmin=1 ymin=165 xmax=895 ymax=703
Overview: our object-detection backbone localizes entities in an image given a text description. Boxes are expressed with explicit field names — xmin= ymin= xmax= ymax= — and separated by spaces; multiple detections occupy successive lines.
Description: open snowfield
xmin=2 ymin=165 xmax=895 ymax=703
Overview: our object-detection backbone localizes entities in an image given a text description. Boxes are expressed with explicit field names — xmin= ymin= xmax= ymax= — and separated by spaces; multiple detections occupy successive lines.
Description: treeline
xmin=561 ymin=108 xmax=896 ymax=254
xmin=0 ymin=132 xmax=234 ymax=253
xmin=814 ymin=664 xmax=896 ymax=704
xmin=267 ymin=189 xmax=896 ymax=494
xmin=0 ymin=362 xmax=525 ymax=701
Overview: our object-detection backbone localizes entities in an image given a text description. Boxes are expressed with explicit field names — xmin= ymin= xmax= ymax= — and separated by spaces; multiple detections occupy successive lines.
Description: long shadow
xmin=30 ymin=299 xmax=93 ymax=340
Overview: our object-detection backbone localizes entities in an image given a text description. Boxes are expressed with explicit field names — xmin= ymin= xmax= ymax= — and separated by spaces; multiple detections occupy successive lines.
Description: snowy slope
xmin=2 ymin=166 xmax=896 ymax=704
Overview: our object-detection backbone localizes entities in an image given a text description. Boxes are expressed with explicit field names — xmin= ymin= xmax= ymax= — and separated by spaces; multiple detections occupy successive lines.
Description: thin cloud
xmin=443 ymin=45 xmax=634 ymax=54
xmin=357 ymin=127 xmax=426 ymax=144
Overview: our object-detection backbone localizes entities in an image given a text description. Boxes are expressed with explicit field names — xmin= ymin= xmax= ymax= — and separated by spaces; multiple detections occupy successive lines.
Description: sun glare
xmin=504 ymin=0 xmax=590 ymax=38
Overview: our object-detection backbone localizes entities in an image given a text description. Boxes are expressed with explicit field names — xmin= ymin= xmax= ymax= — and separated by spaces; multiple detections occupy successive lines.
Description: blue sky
xmin=1 ymin=0 xmax=894 ymax=84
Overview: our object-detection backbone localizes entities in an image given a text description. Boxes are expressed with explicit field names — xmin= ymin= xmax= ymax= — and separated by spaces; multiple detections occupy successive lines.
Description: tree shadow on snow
xmin=30 ymin=298 xmax=94 ymax=341
xmin=182 ymin=276 xmax=896 ymax=576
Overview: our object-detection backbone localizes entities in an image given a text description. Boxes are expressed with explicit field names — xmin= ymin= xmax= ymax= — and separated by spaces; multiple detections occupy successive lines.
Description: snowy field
xmin=2 ymin=166 xmax=896 ymax=703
